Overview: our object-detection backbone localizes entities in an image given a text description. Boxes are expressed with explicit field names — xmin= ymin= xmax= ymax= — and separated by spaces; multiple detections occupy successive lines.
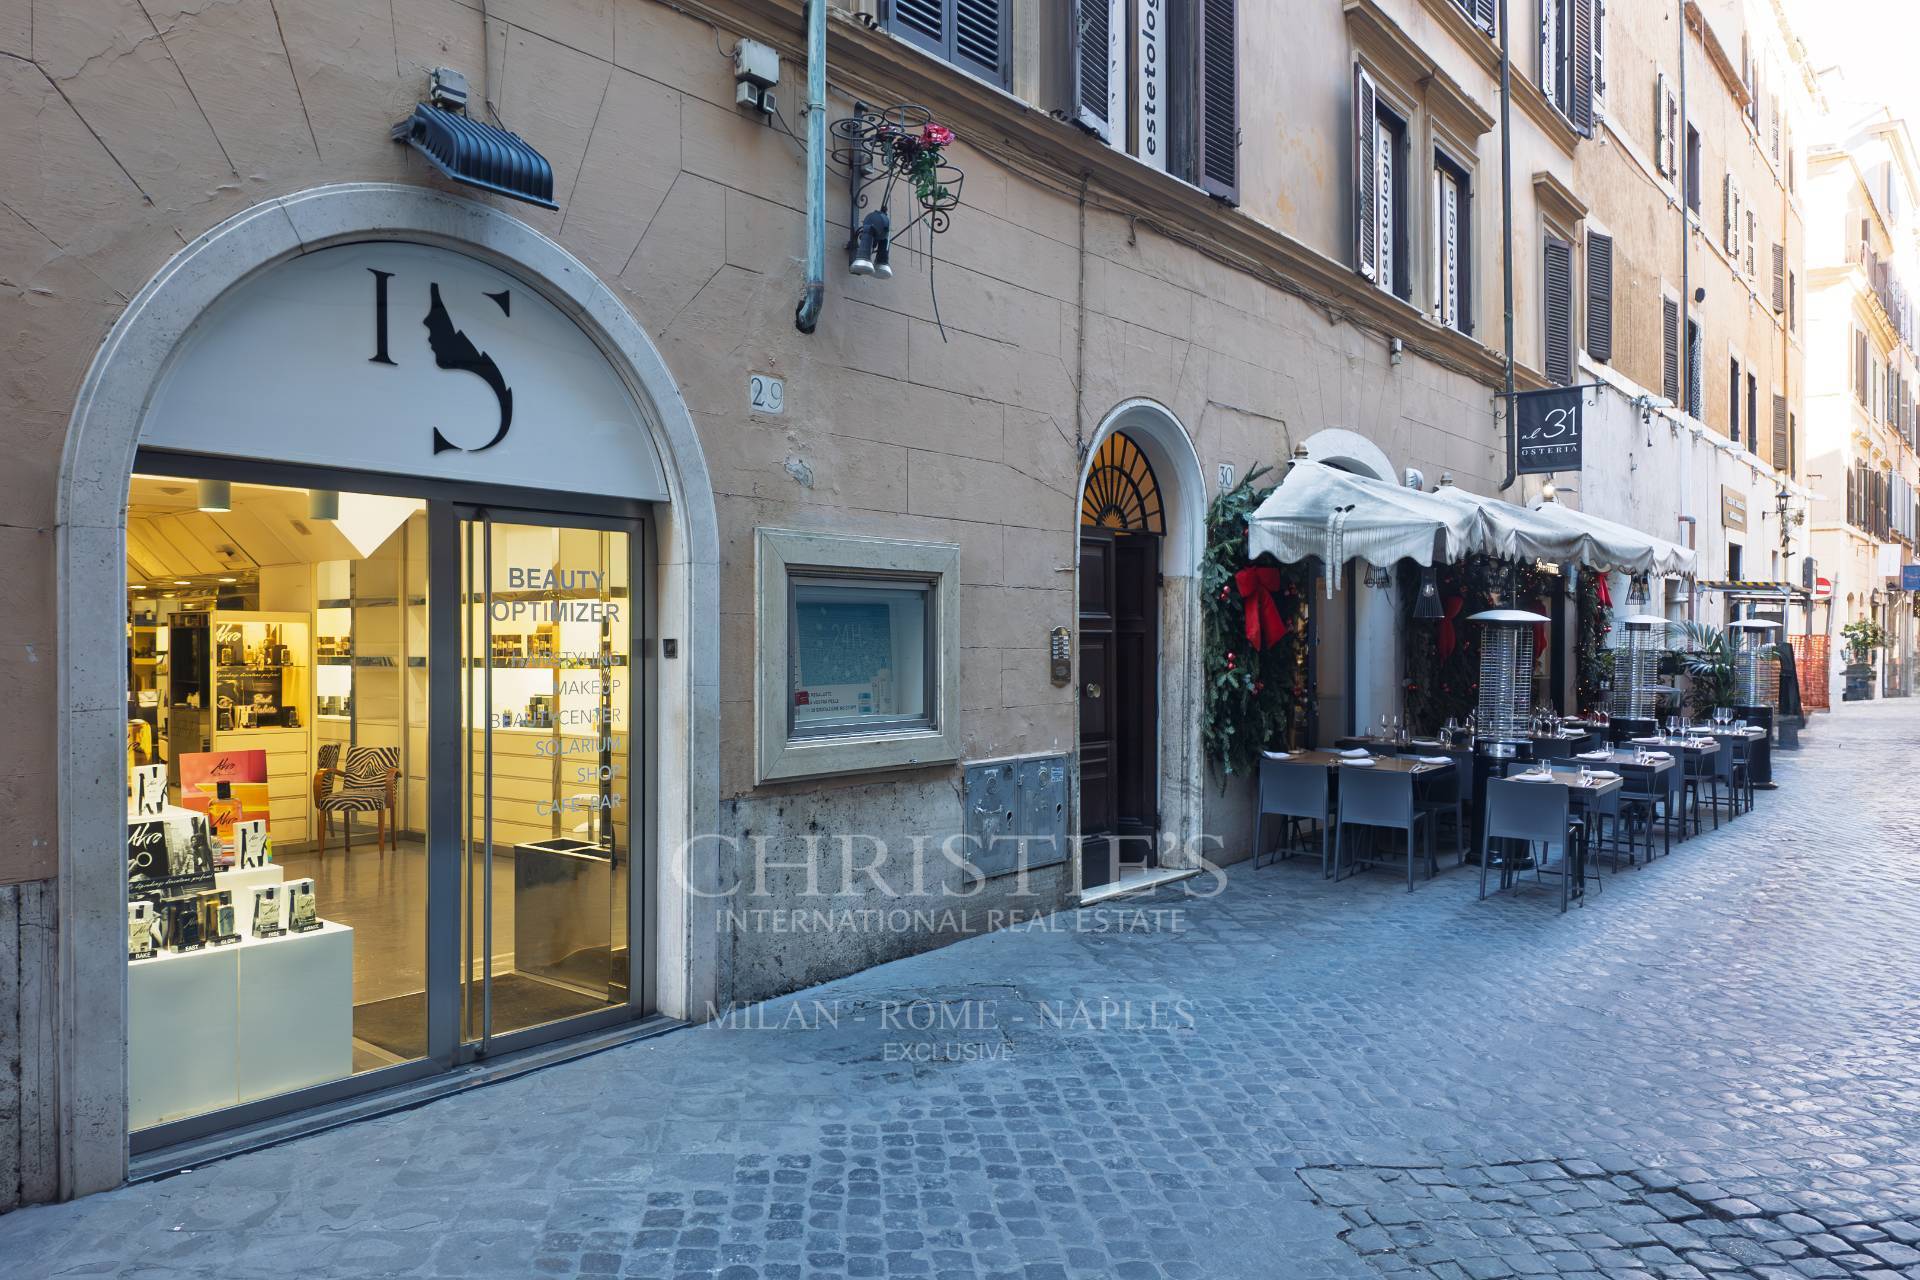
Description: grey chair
xmin=1254 ymin=759 xmax=1333 ymax=875
xmin=1399 ymin=755 xmax=1465 ymax=861
xmin=1479 ymin=777 xmax=1588 ymax=912
xmin=1616 ymin=764 xmax=1670 ymax=861
xmin=1680 ymin=748 xmax=1714 ymax=837
xmin=1333 ymin=767 xmax=1432 ymax=891
xmin=1706 ymin=740 xmax=1745 ymax=821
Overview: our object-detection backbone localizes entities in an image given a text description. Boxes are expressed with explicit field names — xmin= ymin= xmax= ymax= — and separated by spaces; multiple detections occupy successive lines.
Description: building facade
xmin=0 ymin=0 xmax=1809 ymax=1207
xmin=1803 ymin=92 xmax=1920 ymax=701
xmin=1567 ymin=0 xmax=1814 ymax=629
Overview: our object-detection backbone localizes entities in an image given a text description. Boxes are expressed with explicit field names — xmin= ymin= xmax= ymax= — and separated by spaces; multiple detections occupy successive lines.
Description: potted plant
xmin=1663 ymin=621 xmax=1738 ymax=721
xmin=1840 ymin=618 xmax=1886 ymax=701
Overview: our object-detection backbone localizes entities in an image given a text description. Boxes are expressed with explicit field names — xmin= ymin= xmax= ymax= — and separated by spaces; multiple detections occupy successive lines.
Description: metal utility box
xmin=962 ymin=753 xmax=1069 ymax=880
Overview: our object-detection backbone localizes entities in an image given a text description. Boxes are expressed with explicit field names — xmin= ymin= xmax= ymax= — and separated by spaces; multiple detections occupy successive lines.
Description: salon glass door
xmin=458 ymin=509 xmax=642 ymax=1055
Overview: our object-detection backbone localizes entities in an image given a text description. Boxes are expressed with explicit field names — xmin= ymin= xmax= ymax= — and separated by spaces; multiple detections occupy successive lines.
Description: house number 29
xmin=749 ymin=373 xmax=785 ymax=415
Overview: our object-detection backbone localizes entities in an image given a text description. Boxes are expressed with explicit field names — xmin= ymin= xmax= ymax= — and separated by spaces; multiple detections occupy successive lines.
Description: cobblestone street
xmin=6 ymin=704 xmax=1920 ymax=1279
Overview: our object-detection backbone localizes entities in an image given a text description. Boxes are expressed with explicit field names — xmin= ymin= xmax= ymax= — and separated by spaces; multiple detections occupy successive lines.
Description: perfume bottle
xmin=250 ymin=884 xmax=283 ymax=935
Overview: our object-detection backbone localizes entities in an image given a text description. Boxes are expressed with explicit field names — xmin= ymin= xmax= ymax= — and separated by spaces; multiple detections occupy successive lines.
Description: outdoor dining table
xmin=1691 ymin=722 xmax=1771 ymax=790
xmin=1484 ymin=764 xmax=1625 ymax=904
xmin=1279 ymin=749 xmax=1455 ymax=775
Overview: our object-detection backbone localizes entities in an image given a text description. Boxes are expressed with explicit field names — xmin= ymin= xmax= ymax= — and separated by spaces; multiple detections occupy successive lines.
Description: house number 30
xmin=749 ymin=374 xmax=785 ymax=415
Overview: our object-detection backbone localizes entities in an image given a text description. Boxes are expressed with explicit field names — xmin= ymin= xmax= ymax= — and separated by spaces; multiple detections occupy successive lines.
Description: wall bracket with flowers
xmin=829 ymin=102 xmax=964 ymax=338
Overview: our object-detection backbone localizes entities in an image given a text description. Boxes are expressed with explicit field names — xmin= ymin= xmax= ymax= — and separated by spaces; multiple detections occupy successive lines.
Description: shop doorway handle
xmin=1084 ymin=682 xmax=1102 ymax=699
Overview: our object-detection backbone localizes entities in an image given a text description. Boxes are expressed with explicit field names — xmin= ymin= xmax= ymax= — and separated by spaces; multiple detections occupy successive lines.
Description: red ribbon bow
xmin=1235 ymin=566 xmax=1288 ymax=650
xmin=1437 ymin=594 xmax=1465 ymax=660
xmin=1594 ymin=573 xmax=1612 ymax=607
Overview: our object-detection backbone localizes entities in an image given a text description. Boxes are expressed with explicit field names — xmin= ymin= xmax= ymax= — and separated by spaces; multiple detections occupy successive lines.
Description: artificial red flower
xmin=922 ymin=123 xmax=954 ymax=147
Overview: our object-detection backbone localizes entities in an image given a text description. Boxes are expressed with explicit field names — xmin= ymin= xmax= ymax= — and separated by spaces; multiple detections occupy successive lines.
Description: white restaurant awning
xmin=1245 ymin=461 xmax=1696 ymax=584
xmin=1246 ymin=462 xmax=1487 ymax=593
xmin=1428 ymin=482 xmax=1698 ymax=579
xmin=1521 ymin=498 xmax=1696 ymax=578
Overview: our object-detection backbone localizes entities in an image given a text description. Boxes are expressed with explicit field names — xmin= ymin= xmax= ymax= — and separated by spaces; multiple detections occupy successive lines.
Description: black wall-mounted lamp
xmin=393 ymin=68 xmax=558 ymax=210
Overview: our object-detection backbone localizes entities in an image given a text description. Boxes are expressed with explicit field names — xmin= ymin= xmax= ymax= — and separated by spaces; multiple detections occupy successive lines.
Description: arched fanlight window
xmin=1080 ymin=431 xmax=1165 ymax=534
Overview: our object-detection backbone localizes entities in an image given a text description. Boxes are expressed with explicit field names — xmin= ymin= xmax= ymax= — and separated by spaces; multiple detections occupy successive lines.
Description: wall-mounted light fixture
xmin=196 ymin=479 xmax=230 ymax=512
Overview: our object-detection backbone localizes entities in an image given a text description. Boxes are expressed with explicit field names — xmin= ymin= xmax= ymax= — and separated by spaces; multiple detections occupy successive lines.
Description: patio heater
xmin=1729 ymin=618 xmax=1782 ymax=708
xmin=1609 ymin=613 xmax=1670 ymax=719
xmin=1468 ymin=608 xmax=1550 ymax=743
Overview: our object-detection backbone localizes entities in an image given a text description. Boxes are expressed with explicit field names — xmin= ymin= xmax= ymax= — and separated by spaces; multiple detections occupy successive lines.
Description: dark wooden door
xmin=1078 ymin=529 xmax=1160 ymax=887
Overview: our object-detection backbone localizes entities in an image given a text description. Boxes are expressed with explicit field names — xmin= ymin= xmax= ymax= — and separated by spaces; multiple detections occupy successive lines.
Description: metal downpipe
xmin=794 ymin=0 xmax=827 ymax=333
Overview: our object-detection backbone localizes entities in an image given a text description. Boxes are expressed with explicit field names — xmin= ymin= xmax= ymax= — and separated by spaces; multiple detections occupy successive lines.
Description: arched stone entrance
xmin=1296 ymin=429 xmax=1399 ymax=741
xmin=1073 ymin=401 xmax=1207 ymax=893
xmin=56 ymin=184 xmax=718 ymax=1196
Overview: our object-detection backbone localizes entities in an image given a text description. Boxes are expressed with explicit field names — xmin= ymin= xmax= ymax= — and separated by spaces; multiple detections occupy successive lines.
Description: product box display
xmin=128 ymin=900 xmax=156 ymax=961
xmin=233 ymin=819 xmax=271 ymax=869
xmin=286 ymin=878 xmax=319 ymax=932
xmin=249 ymin=884 xmax=285 ymax=938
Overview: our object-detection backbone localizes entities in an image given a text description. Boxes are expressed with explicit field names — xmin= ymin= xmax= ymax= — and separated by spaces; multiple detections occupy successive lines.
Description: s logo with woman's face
xmin=368 ymin=267 xmax=515 ymax=454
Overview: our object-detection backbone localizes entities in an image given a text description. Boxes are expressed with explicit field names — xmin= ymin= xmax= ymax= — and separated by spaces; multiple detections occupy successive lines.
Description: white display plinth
xmin=236 ymin=923 xmax=354 ymax=1104
xmin=216 ymin=865 xmax=285 ymax=937
xmin=128 ymin=944 xmax=241 ymax=1130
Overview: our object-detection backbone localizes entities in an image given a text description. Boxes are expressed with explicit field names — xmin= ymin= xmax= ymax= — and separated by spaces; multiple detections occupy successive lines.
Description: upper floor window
xmin=1585 ymin=230 xmax=1613 ymax=363
xmin=888 ymin=0 xmax=1011 ymax=88
xmin=1354 ymin=68 xmax=1409 ymax=301
xmin=1450 ymin=0 xmax=1497 ymax=35
xmin=1538 ymin=0 xmax=1598 ymax=134
xmin=1069 ymin=0 xmax=1240 ymax=203
xmin=1433 ymin=154 xmax=1473 ymax=333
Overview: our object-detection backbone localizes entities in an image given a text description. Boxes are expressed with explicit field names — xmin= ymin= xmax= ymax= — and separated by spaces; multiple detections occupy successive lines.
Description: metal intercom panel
xmin=961 ymin=752 xmax=1069 ymax=880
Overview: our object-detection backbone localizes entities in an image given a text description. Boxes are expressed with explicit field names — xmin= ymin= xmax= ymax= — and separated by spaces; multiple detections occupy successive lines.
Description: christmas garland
xmin=1398 ymin=555 xmax=1556 ymax=731
xmin=1573 ymin=569 xmax=1614 ymax=713
xmin=1201 ymin=466 xmax=1311 ymax=781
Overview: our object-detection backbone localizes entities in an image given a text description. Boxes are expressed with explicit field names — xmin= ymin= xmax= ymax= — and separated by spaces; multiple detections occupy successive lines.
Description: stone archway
xmin=1074 ymin=400 xmax=1208 ymax=891
xmin=56 ymin=183 xmax=719 ymax=1196
xmin=1296 ymin=429 xmax=1400 ymax=740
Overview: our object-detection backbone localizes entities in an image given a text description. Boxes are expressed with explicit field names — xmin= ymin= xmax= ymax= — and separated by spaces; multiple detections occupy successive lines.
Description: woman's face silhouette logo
xmin=368 ymin=267 xmax=516 ymax=455
xmin=422 ymin=282 xmax=515 ymax=454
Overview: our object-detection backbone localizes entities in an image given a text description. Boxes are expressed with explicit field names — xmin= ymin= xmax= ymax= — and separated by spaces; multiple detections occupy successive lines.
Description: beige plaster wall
xmin=0 ymin=0 xmax=1504 ymax=891
xmin=1573 ymin=0 xmax=1803 ymax=480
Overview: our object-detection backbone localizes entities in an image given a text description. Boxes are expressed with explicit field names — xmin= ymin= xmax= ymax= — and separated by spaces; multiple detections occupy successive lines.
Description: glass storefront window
xmin=125 ymin=475 xmax=429 ymax=1131
xmin=125 ymin=472 xmax=647 ymax=1139
xmin=788 ymin=577 xmax=934 ymax=738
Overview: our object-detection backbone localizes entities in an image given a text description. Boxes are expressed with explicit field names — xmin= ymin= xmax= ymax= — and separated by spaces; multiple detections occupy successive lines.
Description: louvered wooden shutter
xmin=952 ymin=0 xmax=1008 ymax=85
xmin=1070 ymin=0 xmax=1121 ymax=142
xmin=1586 ymin=231 xmax=1613 ymax=363
xmin=889 ymin=0 xmax=1007 ymax=86
xmin=1355 ymin=66 xmax=1379 ymax=281
xmin=1195 ymin=0 xmax=1239 ymax=202
xmin=1474 ymin=0 xmax=1497 ymax=34
xmin=1771 ymin=243 xmax=1785 ymax=312
xmin=1655 ymin=73 xmax=1675 ymax=177
xmin=1544 ymin=237 xmax=1574 ymax=386
xmin=1770 ymin=95 xmax=1780 ymax=161
xmin=1772 ymin=392 xmax=1788 ymax=471
xmin=1571 ymin=0 xmax=1595 ymax=135
xmin=1662 ymin=297 xmax=1680 ymax=403
xmin=1723 ymin=174 xmax=1737 ymax=253
xmin=1687 ymin=320 xmax=1702 ymax=417
xmin=892 ymin=0 xmax=946 ymax=55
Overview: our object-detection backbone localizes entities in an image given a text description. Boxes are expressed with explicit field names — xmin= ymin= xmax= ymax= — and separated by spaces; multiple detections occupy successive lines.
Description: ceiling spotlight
xmin=130 ymin=584 xmax=146 ymax=591
xmin=308 ymin=489 xmax=340 ymax=521
xmin=196 ymin=478 xmax=231 ymax=512
xmin=173 ymin=580 xmax=192 ymax=586
xmin=218 ymin=577 xmax=238 ymax=584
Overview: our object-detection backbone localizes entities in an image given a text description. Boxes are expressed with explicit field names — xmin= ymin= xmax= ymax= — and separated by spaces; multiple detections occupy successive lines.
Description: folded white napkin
xmin=1262 ymin=749 xmax=1293 ymax=760
xmin=1577 ymin=750 xmax=1611 ymax=760
xmin=1417 ymin=755 xmax=1451 ymax=765
xmin=1341 ymin=757 xmax=1376 ymax=766
xmin=1644 ymin=751 xmax=1672 ymax=760
xmin=1632 ymin=736 xmax=1664 ymax=744
xmin=1589 ymin=770 xmax=1619 ymax=780
xmin=1337 ymin=748 xmax=1370 ymax=758
xmin=1514 ymin=771 xmax=1556 ymax=782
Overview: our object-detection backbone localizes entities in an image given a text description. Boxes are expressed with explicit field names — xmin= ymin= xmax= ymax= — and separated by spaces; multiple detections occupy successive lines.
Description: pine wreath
xmin=1201 ymin=465 xmax=1312 ymax=782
